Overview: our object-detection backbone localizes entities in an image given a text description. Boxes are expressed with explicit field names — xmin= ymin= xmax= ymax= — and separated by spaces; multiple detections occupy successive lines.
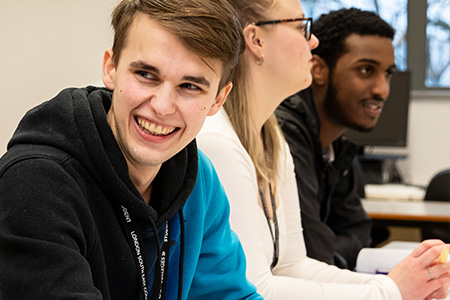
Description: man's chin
xmin=348 ymin=124 xmax=374 ymax=133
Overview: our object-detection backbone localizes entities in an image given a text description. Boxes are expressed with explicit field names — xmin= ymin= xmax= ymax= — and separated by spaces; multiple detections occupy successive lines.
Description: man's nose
xmin=149 ymin=86 xmax=177 ymax=116
xmin=372 ymin=73 xmax=390 ymax=99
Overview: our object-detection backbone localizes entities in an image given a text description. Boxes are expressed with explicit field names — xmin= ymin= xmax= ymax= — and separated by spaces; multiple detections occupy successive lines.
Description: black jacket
xmin=275 ymin=88 xmax=371 ymax=270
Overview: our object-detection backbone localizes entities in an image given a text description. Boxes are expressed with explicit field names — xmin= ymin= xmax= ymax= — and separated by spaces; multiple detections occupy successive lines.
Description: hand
xmin=387 ymin=240 xmax=450 ymax=300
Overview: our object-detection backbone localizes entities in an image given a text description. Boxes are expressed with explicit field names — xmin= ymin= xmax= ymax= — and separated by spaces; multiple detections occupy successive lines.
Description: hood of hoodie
xmin=7 ymin=86 xmax=197 ymax=227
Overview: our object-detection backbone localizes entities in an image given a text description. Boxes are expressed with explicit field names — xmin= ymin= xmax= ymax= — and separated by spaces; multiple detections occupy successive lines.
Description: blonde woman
xmin=197 ymin=0 xmax=450 ymax=299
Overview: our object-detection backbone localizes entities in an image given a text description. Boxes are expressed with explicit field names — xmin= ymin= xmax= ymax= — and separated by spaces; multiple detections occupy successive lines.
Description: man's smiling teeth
xmin=137 ymin=117 xmax=176 ymax=136
xmin=367 ymin=103 xmax=381 ymax=110
xmin=363 ymin=101 xmax=383 ymax=111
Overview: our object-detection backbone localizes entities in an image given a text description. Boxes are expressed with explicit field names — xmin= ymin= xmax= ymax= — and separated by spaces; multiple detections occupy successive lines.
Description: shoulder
xmin=199 ymin=108 xmax=237 ymax=139
xmin=0 ymin=144 xmax=93 ymax=214
xmin=276 ymin=90 xmax=311 ymax=122
xmin=196 ymin=150 xmax=217 ymax=179
xmin=276 ymin=92 xmax=321 ymax=154
xmin=184 ymin=150 xmax=230 ymax=231
xmin=192 ymin=149 xmax=227 ymax=200
xmin=1 ymin=144 xmax=75 ymax=179
xmin=197 ymin=108 xmax=251 ymax=170
xmin=276 ymin=93 xmax=317 ymax=142
xmin=0 ymin=144 xmax=97 ymax=242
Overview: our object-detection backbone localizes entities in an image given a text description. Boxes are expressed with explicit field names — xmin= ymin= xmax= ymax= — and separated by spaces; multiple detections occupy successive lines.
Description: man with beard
xmin=275 ymin=8 xmax=396 ymax=270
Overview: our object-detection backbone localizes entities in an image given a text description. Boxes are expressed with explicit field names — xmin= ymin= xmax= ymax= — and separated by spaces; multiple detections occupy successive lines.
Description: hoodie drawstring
xmin=148 ymin=216 xmax=163 ymax=300
xmin=177 ymin=209 xmax=185 ymax=300
xmin=149 ymin=209 xmax=185 ymax=300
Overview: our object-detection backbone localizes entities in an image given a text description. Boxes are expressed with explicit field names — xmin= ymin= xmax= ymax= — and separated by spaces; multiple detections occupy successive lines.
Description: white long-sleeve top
xmin=197 ymin=108 xmax=402 ymax=300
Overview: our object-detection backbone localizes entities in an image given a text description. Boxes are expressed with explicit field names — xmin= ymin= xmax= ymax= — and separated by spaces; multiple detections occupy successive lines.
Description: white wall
xmin=372 ymin=91 xmax=450 ymax=187
xmin=1 ymin=1 xmax=449 ymax=187
xmin=404 ymin=92 xmax=450 ymax=186
xmin=0 ymin=0 xmax=117 ymax=153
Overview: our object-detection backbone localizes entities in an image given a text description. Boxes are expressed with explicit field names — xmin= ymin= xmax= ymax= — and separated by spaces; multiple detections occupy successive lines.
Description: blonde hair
xmin=225 ymin=0 xmax=281 ymax=190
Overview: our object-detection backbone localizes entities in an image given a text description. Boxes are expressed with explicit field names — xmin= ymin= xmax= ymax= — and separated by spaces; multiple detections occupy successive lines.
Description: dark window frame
xmin=302 ymin=0 xmax=450 ymax=92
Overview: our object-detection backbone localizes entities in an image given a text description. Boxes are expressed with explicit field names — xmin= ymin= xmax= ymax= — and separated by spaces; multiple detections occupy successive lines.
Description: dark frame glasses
xmin=253 ymin=17 xmax=313 ymax=41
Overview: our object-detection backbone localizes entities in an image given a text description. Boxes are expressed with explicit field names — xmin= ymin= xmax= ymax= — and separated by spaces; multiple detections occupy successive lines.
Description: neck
xmin=246 ymin=63 xmax=286 ymax=133
xmin=311 ymin=84 xmax=346 ymax=150
xmin=318 ymin=117 xmax=346 ymax=150
xmin=128 ymin=163 xmax=160 ymax=204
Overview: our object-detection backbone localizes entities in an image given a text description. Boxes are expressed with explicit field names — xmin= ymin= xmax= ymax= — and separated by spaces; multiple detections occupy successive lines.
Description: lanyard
xmin=119 ymin=205 xmax=150 ymax=299
xmin=259 ymin=183 xmax=279 ymax=270
xmin=151 ymin=221 xmax=171 ymax=299
xmin=119 ymin=205 xmax=173 ymax=300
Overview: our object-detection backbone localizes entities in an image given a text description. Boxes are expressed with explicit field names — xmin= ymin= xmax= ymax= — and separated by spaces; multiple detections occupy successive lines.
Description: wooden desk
xmin=362 ymin=199 xmax=450 ymax=224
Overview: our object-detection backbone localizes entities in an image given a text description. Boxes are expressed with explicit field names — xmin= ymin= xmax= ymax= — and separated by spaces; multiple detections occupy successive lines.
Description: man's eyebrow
xmin=357 ymin=59 xmax=397 ymax=70
xmin=356 ymin=58 xmax=381 ymax=65
xmin=129 ymin=61 xmax=210 ymax=87
xmin=387 ymin=64 xmax=397 ymax=72
xmin=129 ymin=61 xmax=159 ymax=74
xmin=182 ymin=76 xmax=211 ymax=88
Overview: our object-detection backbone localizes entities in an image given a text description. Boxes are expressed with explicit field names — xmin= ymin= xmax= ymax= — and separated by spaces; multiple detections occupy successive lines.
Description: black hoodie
xmin=0 ymin=87 xmax=197 ymax=299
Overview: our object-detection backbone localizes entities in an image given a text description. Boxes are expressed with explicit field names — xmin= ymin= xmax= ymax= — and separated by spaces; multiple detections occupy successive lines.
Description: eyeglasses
xmin=253 ymin=17 xmax=313 ymax=41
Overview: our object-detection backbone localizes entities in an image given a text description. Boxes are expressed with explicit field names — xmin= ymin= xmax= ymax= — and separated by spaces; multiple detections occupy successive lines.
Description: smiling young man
xmin=275 ymin=8 xmax=396 ymax=270
xmin=0 ymin=0 xmax=263 ymax=299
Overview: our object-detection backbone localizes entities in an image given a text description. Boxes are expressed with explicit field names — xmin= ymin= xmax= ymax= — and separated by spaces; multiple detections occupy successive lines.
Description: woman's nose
xmin=308 ymin=34 xmax=319 ymax=50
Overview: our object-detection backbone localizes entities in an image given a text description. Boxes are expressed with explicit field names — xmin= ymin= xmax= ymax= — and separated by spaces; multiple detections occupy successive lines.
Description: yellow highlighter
xmin=440 ymin=247 xmax=449 ymax=264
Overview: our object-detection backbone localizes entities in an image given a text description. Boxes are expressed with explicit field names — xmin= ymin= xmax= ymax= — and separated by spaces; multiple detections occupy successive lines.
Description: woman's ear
xmin=243 ymin=24 xmax=264 ymax=63
xmin=102 ymin=49 xmax=116 ymax=90
xmin=310 ymin=55 xmax=329 ymax=86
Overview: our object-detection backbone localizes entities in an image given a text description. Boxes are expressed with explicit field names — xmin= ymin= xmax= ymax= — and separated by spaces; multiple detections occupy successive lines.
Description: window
xmin=301 ymin=0 xmax=450 ymax=90
xmin=426 ymin=0 xmax=450 ymax=87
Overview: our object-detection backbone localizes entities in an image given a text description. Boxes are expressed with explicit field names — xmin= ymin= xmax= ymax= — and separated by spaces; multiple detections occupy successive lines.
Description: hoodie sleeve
xmin=181 ymin=151 xmax=262 ymax=300
xmin=0 ymin=157 xmax=104 ymax=300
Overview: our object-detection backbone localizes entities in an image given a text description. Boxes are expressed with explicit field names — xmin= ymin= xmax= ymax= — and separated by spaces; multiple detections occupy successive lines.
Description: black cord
xmin=149 ymin=217 xmax=162 ymax=300
xmin=177 ymin=210 xmax=185 ymax=300
xmin=259 ymin=183 xmax=279 ymax=270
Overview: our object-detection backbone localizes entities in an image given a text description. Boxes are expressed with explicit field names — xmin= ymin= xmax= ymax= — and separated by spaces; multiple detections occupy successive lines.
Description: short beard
xmin=323 ymin=73 xmax=374 ymax=133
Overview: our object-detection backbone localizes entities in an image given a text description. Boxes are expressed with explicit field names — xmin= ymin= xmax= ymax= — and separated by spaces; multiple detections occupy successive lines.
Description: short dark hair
xmin=312 ymin=8 xmax=395 ymax=69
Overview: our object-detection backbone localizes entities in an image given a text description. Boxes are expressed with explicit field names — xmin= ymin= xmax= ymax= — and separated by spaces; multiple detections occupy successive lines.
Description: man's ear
xmin=311 ymin=55 xmax=329 ymax=86
xmin=243 ymin=24 xmax=264 ymax=63
xmin=102 ymin=49 xmax=116 ymax=90
xmin=207 ymin=82 xmax=233 ymax=116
